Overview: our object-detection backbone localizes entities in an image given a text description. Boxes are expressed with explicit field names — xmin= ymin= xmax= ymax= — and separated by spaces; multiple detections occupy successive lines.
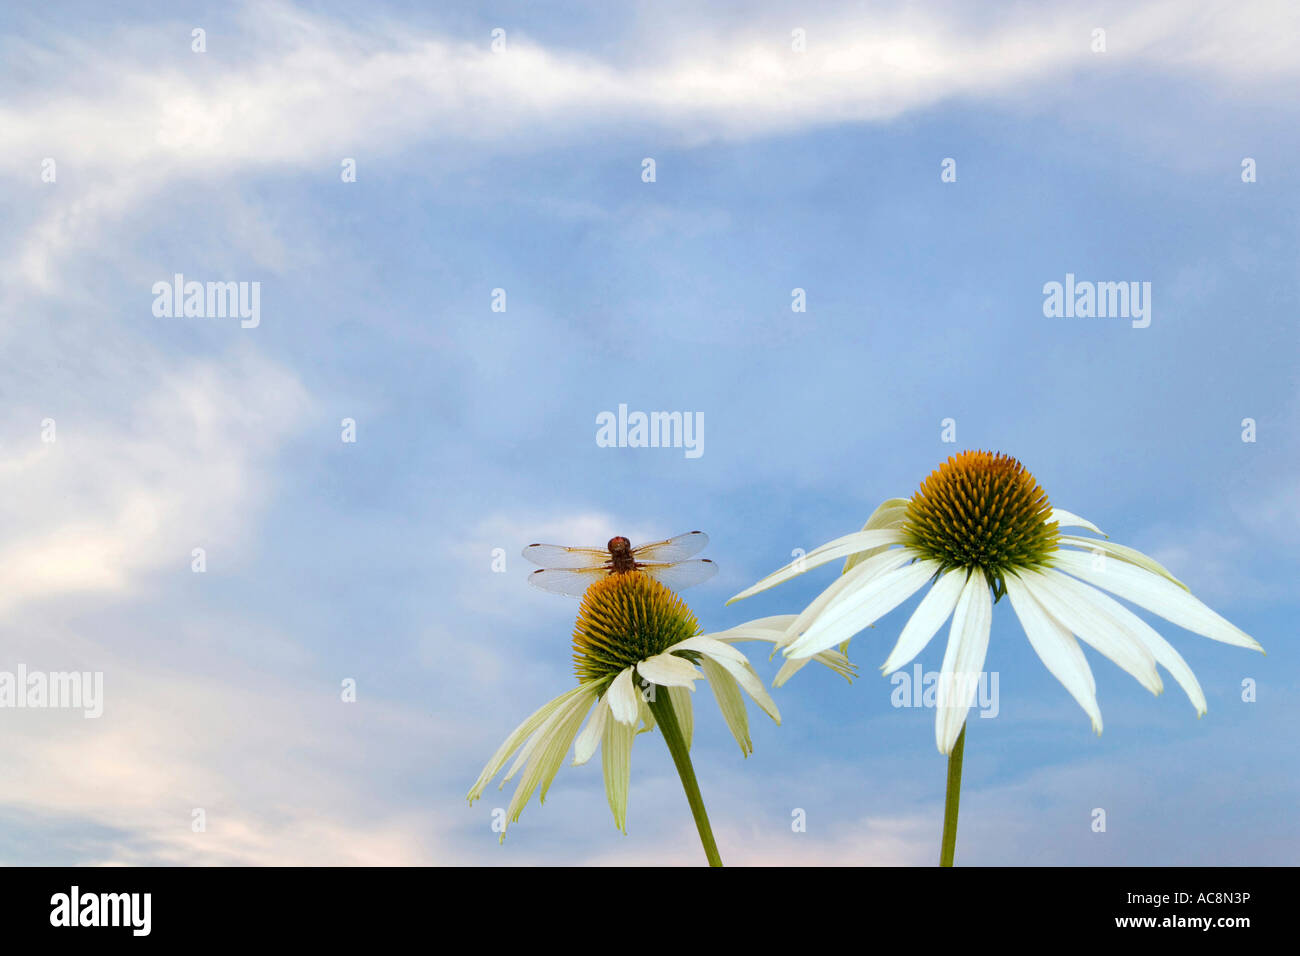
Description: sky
xmin=0 ymin=0 xmax=1296 ymax=865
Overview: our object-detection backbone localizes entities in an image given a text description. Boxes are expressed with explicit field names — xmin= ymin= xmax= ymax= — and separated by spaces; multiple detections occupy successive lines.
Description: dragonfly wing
xmin=632 ymin=531 xmax=709 ymax=563
xmin=521 ymin=543 xmax=610 ymax=569
xmin=527 ymin=567 xmax=610 ymax=596
xmin=639 ymin=559 xmax=718 ymax=591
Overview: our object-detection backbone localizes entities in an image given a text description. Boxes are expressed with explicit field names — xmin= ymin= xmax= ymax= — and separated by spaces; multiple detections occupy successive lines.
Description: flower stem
xmin=647 ymin=692 xmax=722 ymax=867
xmin=940 ymin=721 xmax=966 ymax=867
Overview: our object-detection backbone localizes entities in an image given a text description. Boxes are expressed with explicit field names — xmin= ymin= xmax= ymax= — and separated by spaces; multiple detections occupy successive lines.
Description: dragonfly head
xmin=606 ymin=535 xmax=632 ymax=557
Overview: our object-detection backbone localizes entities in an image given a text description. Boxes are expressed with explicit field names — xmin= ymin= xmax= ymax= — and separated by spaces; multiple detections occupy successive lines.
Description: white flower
xmin=729 ymin=451 xmax=1265 ymax=754
xmin=467 ymin=571 xmax=799 ymax=838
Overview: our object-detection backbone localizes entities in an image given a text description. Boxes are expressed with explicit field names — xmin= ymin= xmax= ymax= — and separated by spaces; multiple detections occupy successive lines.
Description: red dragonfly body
xmin=522 ymin=531 xmax=717 ymax=596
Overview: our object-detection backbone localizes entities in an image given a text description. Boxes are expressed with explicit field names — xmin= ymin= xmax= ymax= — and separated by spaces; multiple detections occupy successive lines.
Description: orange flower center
xmin=571 ymin=572 xmax=700 ymax=683
xmin=901 ymin=451 xmax=1059 ymax=586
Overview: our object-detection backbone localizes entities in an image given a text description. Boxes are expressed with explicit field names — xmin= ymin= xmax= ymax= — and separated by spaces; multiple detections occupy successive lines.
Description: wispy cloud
xmin=4 ymin=0 xmax=1298 ymax=292
xmin=0 ymin=351 xmax=309 ymax=612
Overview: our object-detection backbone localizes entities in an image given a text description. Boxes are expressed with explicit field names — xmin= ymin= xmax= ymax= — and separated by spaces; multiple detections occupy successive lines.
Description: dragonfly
xmin=522 ymin=531 xmax=718 ymax=597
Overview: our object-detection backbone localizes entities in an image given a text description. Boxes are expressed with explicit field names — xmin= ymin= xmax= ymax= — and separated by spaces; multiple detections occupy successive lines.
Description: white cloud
xmin=0 ymin=624 xmax=445 ymax=864
xmin=0 ymin=350 xmax=309 ymax=612
xmin=4 ymin=0 xmax=1298 ymax=294
xmin=5 ymin=1 xmax=1297 ymax=177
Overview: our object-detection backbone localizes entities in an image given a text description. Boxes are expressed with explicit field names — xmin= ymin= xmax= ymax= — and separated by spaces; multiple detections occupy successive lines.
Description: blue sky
xmin=0 ymin=0 xmax=1296 ymax=864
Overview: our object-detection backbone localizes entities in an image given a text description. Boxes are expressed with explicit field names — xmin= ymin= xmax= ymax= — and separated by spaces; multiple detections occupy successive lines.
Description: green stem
xmin=647 ymin=692 xmax=722 ymax=867
xmin=940 ymin=722 xmax=966 ymax=867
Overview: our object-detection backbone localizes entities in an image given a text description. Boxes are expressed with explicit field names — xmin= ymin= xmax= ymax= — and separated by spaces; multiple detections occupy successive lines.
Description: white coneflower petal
xmin=810 ymin=647 xmax=856 ymax=676
xmin=711 ymin=615 xmax=796 ymax=661
xmin=708 ymin=616 xmax=858 ymax=685
xmin=704 ymin=651 xmax=781 ymax=723
xmin=729 ymin=501 xmax=906 ymax=684
xmin=772 ymin=657 xmax=809 ymax=687
xmin=1053 ymin=573 xmax=1207 ymax=715
xmin=506 ymin=689 xmax=596 ymax=823
xmin=672 ymin=634 xmax=751 ymax=665
xmin=773 ymin=650 xmax=856 ymax=686
xmin=787 ymin=548 xmax=914 ymax=637
xmin=716 ymin=614 xmax=798 ymax=636
xmin=467 ymin=684 xmax=592 ymax=802
xmin=607 ymin=666 xmax=641 ymax=725
xmin=1052 ymin=550 xmax=1262 ymax=652
xmin=1050 ymin=508 xmax=1104 ymax=535
xmin=881 ymin=567 xmax=967 ymax=675
xmin=936 ymin=571 xmax=993 ymax=754
xmin=1022 ymin=570 xmax=1164 ymax=696
xmin=788 ymin=558 xmax=940 ymax=658
xmin=602 ymin=711 xmax=636 ymax=833
xmin=1059 ymin=535 xmax=1188 ymax=590
xmin=638 ymin=652 xmax=701 ymax=688
xmin=726 ymin=528 xmax=906 ymax=604
xmin=1005 ymin=573 xmax=1103 ymax=733
xmin=668 ymin=685 xmax=694 ymax=749
xmin=699 ymin=655 xmax=753 ymax=754
xmin=537 ymin=691 xmax=599 ymax=804
xmin=636 ymin=692 xmax=656 ymax=734
xmin=842 ymin=497 xmax=912 ymax=574
xmin=572 ymin=693 xmax=610 ymax=766
xmin=502 ymin=686 xmax=591 ymax=784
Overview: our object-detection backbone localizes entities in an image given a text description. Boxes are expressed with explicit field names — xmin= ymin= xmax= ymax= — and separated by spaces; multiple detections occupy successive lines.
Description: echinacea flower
xmin=467 ymin=570 xmax=846 ymax=865
xmin=729 ymin=450 xmax=1264 ymax=864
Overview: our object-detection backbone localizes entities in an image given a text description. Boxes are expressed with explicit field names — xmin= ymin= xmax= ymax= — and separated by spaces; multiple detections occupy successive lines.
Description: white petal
xmin=601 ymin=710 xmax=636 ymax=833
xmin=607 ymin=667 xmax=641 ymax=725
xmin=667 ymin=685 xmax=693 ymax=749
xmin=501 ymin=686 xmax=593 ymax=784
xmin=703 ymin=651 xmax=781 ymax=723
xmin=505 ymin=688 xmax=595 ymax=826
xmin=572 ymin=694 xmax=610 ymax=766
xmin=726 ymin=528 xmax=905 ymax=604
xmin=715 ymin=615 xmax=798 ymax=640
xmin=935 ymin=572 xmax=992 ymax=754
xmin=786 ymin=548 xmax=915 ymax=638
xmin=810 ymin=648 xmax=857 ymax=679
xmin=1051 ymin=508 xmax=1105 ymax=535
xmin=670 ymin=634 xmax=749 ymax=665
xmin=711 ymin=618 xmax=857 ymax=684
xmin=1022 ymin=570 xmax=1162 ymax=696
xmin=467 ymin=684 xmax=592 ymax=802
xmin=1058 ymin=536 xmax=1188 ymax=590
xmin=636 ymin=689 xmax=655 ymax=735
xmin=880 ymin=567 xmax=966 ymax=674
xmin=772 ymin=645 xmax=858 ymax=687
xmin=772 ymin=655 xmax=812 ymax=688
xmin=1052 ymin=549 xmax=1262 ymax=652
xmin=787 ymin=558 xmax=939 ymax=659
xmin=1005 ymin=573 xmax=1102 ymax=734
xmin=842 ymin=498 xmax=911 ymax=574
xmin=535 ymin=691 xmax=597 ymax=803
xmin=862 ymin=497 xmax=911 ymax=530
xmin=700 ymin=655 xmax=752 ymax=754
xmin=636 ymin=652 xmax=701 ymax=688
xmin=1041 ymin=569 xmax=1206 ymax=715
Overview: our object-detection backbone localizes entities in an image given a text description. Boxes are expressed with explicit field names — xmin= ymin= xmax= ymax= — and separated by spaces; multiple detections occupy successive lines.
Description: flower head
xmin=730 ymin=451 xmax=1265 ymax=754
xmin=469 ymin=571 xmax=815 ymax=839
xmin=901 ymin=450 xmax=1058 ymax=585
xmin=571 ymin=572 xmax=700 ymax=682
